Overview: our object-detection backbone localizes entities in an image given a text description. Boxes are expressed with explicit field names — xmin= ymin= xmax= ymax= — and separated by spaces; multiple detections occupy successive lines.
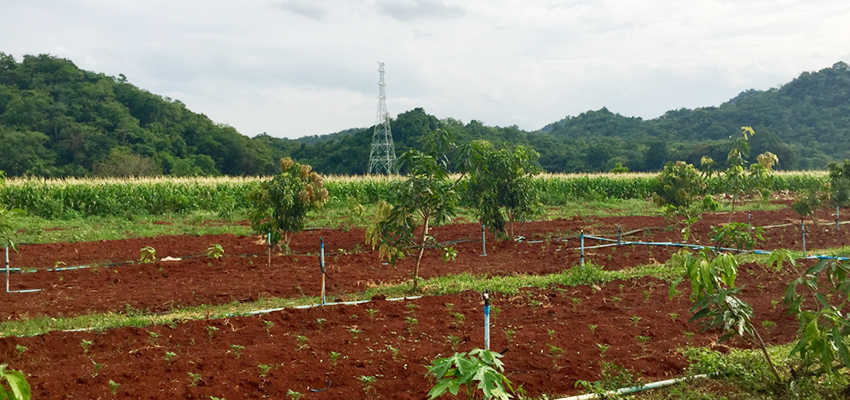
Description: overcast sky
xmin=2 ymin=0 xmax=849 ymax=139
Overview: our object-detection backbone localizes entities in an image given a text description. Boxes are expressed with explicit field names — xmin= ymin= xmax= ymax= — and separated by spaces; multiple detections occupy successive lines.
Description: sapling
xmin=366 ymin=308 xmax=378 ymax=321
xmin=643 ymin=290 xmax=651 ymax=303
xmin=164 ymin=351 xmax=177 ymax=364
xmin=229 ymin=345 xmax=244 ymax=359
xmin=406 ymin=317 xmax=418 ymax=334
xmin=636 ymin=335 xmax=651 ymax=352
xmin=348 ymin=328 xmax=363 ymax=339
xmin=451 ymin=312 xmax=465 ymax=329
xmin=504 ymin=328 xmax=516 ymax=345
xmin=148 ymin=331 xmax=161 ymax=345
xmin=611 ymin=297 xmax=622 ymax=306
xmin=589 ymin=324 xmax=598 ymax=334
xmin=206 ymin=326 xmax=219 ymax=339
xmin=386 ymin=344 xmax=400 ymax=361
xmin=263 ymin=320 xmax=274 ymax=334
xmin=257 ymin=364 xmax=272 ymax=378
xmin=547 ymin=344 xmax=564 ymax=366
xmin=548 ymin=329 xmax=556 ymax=340
xmin=670 ymin=313 xmax=678 ymax=323
xmin=630 ymin=315 xmax=641 ymax=327
xmin=761 ymin=320 xmax=776 ymax=333
xmin=287 ymin=390 xmax=305 ymax=400
xmin=445 ymin=303 xmax=454 ymax=313
xmin=92 ymin=360 xmax=104 ymax=377
xmin=316 ymin=318 xmax=327 ymax=330
xmin=571 ymin=297 xmax=582 ymax=311
xmin=188 ymin=372 xmax=202 ymax=386
xmin=406 ymin=303 xmax=417 ymax=314
xmin=139 ymin=246 xmax=156 ymax=263
xmin=206 ymin=244 xmax=225 ymax=259
xmin=108 ymin=380 xmax=120 ymax=395
xmin=357 ymin=375 xmax=377 ymax=395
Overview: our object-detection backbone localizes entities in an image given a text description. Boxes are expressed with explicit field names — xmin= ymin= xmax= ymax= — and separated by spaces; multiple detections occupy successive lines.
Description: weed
xmin=164 ymin=351 xmax=177 ymax=364
xmin=188 ymin=372 xmax=202 ymax=386
xmin=229 ymin=345 xmax=244 ymax=359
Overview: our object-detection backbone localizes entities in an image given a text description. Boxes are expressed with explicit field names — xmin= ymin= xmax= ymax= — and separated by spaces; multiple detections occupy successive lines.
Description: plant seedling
xmin=148 ymin=331 xmax=161 ymax=345
xmin=448 ymin=335 xmax=461 ymax=352
xmin=504 ymin=328 xmax=516 ymax=345
xmin=108 ymin=380 xmax=120 ymax=395
xmin=92 ymin=360 xmax=104 ymax=377
xmin=547 ymin=344 xmax=564 ymax=365
xmin=139 ymin=246 xmax=156 ymax=263
xmin=643 ymin=290 xmax=651 ymax=303
xmin=295 ymin=335 xmax=309 ymax=350
xmin=263 ymin=320 xmax=274 ymax=334
xmin=329 ymin=351 xmax=341 ymax=367
xmin=571 ymin=297 xmax=582 ymax=311
xmin=618 ymin=284 xmax=625 ymax=293
xmin=316 ymin=318 xmax=327 ymax=330
xmin=15 ymin=345 xmax=27 ymax=359
xmin=630 ymin=315 xmax=641 ymax=327
xmin=636 ymin=335 xmax=651 ymax=352
xmin=188 ymin=372 xmax=202 ymax=386
xmin=491 ymin=305 xmax=502 ymax=321
xmin=80 ymin=339 xmax=93 ymax=353
xmin=206 ymin=326 xmax=219 ymax=339
xmin=548 ymin=329 xmax=556 ymax=340
xmin=287 ymin=389 xmax=304 ymax=400
xmin=611 ymin=297 xmax=622 ymax=306
xmin=451 ymin=312 xmax=465 ymax=329
xmin=348 ymin=328 xmax=363 ymax=339
xmin=445 ymin=303 xmax=454 ymax=313
xmin=257 ymin=364 xmax=272 ymax=378
xmin=761 ymin=320 xmax=777 ymax=333
xmin=366 ymin=308 xmax=378 ymax=321
xmin=357 ymin=375 xmax=377 ymax=395
xmin=164 ymin=351 xmax=177 ymax=364
xmin=589 ymin=325 xmax=598 ymax=334
xmin=206 ymin=244 xmax=225 ymax=259
xmin=386 ymin=345 xmax=400 ymax=361
xmin=406 ymin=317 xmax=418 ymax=334
xmin=670 ymin=313 xmax=678 ymax=323
xmin=684 ymin=332 xmax=694 ymax=342
xmin=597 ymin=343 xmax=609 ymax=358
xmin=229 ymin=345 xmax=244 ymax=359
xmin=406 ymin=303 xmax=417 ymax=314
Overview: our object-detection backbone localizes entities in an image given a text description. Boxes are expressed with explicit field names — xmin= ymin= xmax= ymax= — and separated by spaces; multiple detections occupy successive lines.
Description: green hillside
xmin=1 ymin=52 xmax=848 ymax=177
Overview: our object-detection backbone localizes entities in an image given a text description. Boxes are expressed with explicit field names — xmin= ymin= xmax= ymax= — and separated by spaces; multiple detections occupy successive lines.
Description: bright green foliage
xmin=366 ymin=129 xmax=460 ymax=292
xmin=0 ymin=364 xmax=31 ymax=400
xmin=784 ymin=257 xmax=850 ymax=380
xmin=206 ymin=244 xmax=224 ymax=259
xmin=791 ymin=182 xmax=830 ymax=223
xmin=709 ymin=222 xmax=764 ymax=251
xmin=248 ymin=158 xmax=328 ymax=249
xmin=653 ymin=161 xmax=707 ymax=213
xmin=608 ymin=162 xmax=629 ymax=173
xmin=139 ymin=246 xmax=156 ymax=263
xmin=667 ymin=248 xmax=780 ymax=380
xmin=426 ymin=349 xmax=517 ymax=400
xmin=464 ymin=142 xmax=541 ymax=239
xmin=827 ymin=159 xmax=850 ymax=207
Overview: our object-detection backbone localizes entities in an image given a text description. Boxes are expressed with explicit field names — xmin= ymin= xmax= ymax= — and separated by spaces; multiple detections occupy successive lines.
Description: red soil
xmin=0 ymin=204 xmax=846 ymax=399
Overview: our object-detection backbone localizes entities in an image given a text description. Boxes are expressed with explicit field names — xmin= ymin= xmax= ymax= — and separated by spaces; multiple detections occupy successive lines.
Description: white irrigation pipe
xmin=555 ymin=374 xmax=710 ymax=400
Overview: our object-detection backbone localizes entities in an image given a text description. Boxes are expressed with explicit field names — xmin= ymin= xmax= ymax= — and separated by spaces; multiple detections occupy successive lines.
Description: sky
xmin=2 ymin=0 xmax=849 ymax=139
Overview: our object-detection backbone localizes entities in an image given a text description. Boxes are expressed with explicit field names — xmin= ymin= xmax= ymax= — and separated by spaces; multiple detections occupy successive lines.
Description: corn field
xmin=0 ymin=171 xmax=828 ymax=218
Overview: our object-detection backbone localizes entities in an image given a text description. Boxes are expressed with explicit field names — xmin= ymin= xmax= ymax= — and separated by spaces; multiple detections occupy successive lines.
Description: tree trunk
xmin=413 ymin=216 xmax=430 ymax=292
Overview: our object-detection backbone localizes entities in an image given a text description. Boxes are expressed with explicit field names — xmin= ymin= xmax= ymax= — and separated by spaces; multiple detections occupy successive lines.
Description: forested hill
xmin=1 ymin=52 xmax=848 ymax=177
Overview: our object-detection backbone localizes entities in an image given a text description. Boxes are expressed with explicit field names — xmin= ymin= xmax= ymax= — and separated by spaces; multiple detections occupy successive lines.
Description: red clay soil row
xmin=0 ymin=260 xmax=801 ymax=400
xmin=8 ymin=203 xmax=847 ymax=269
xmin=3 ymin=207 xmax=849 ymax=320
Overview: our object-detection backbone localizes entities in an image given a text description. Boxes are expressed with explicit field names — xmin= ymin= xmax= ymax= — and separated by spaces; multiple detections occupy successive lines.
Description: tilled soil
xmin=0 ymin=204 xmax=846 ymax=399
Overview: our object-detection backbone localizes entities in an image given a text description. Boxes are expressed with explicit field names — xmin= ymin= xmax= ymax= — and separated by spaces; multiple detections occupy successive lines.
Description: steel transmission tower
xmin=368 ymin=62 xmax=397 ymax=175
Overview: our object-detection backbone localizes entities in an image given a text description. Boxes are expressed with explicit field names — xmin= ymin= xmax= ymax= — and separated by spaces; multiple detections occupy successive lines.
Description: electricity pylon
xmin=368 ymin=62 xmax=397 ymax=175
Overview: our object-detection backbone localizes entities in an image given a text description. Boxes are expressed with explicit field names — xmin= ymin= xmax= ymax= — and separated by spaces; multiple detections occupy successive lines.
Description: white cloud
xmin=0 ymin=0 xmax=848 ymax=138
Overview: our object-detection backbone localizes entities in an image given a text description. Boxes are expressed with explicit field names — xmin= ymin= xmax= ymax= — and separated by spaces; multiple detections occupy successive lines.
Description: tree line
xmin=1 ymin=52 xmax=848 ymax=177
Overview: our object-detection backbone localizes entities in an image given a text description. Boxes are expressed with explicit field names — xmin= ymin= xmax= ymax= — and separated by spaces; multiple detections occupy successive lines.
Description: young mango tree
xmin=248 ymin=158 xmax=328 ymax=250
xmin=463 ymin=141 xmax=541 ymax=240
xmin=366 ymin=129 xmax=460 ymax=292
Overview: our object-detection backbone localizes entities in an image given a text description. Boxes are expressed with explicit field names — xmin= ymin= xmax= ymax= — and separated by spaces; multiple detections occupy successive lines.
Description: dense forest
xmin=1 ymin=52 xmax=848 ymax=177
